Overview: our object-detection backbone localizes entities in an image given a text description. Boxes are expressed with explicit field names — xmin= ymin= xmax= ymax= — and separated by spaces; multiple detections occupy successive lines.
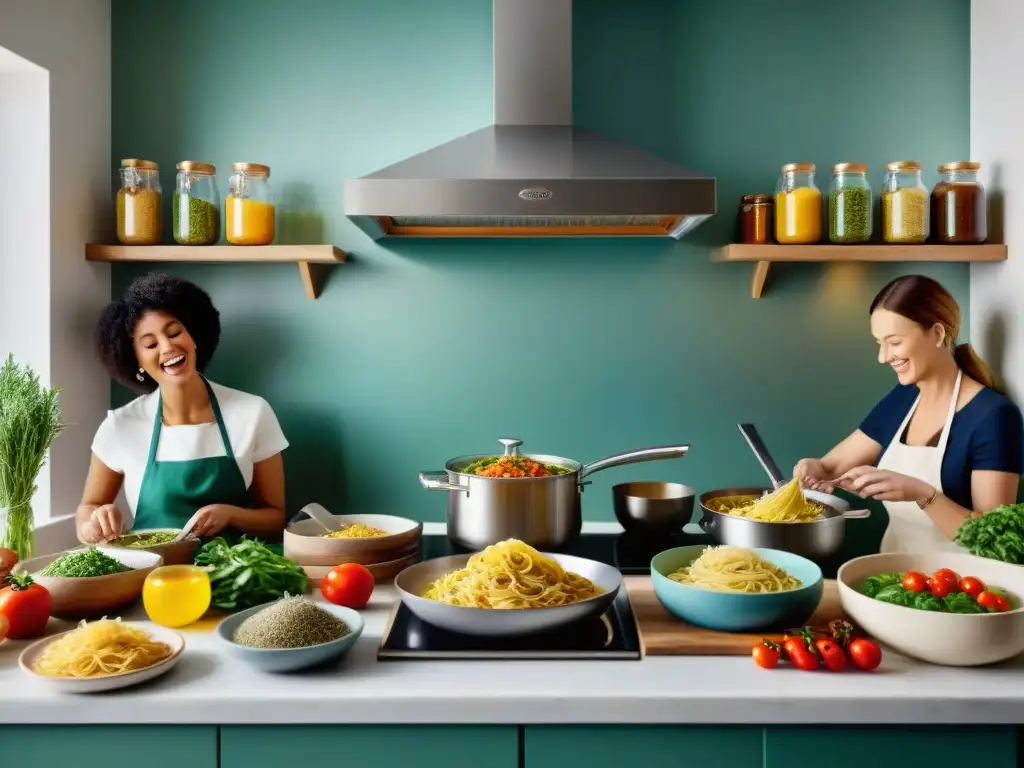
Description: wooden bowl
xmin=284 ymin=513 xmax=422 ymax=566
xmin=302 ymin=551 xmax=420 ymax=586
xmin=104 ymin=528 xmax=200 ymax=566
xmin=14 ymin=547 xmax=163 ymax=620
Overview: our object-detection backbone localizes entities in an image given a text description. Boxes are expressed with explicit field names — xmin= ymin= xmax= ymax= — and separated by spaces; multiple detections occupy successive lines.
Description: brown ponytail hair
xmin=870 ymin=275 xmax=1001 ymax=393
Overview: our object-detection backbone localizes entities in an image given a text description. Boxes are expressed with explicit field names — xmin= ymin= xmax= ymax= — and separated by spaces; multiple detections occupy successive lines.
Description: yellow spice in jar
xmin=225 ymin=197 xmax=275 ymax=245
xmin=882 ymin=188 xmax=928 ymax=243
xmin=116 ymin=188 xmax=162 ymax=245
xmin=775 ymin=187 xmax=821 ymax=244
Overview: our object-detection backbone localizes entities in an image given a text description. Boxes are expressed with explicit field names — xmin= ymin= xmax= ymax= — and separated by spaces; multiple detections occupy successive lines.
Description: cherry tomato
xmin=814 ymin=638 xmax=847 ymax=671
xmin=848 ymin=638 xmax=882 ymax=671
xmin=977 ymin=590 xmax=1001 ymax=611
xmin=932 ymin=568 xmax=960 ymax=591
xmin=320 ymin=563 xmax=375 ymax=608
xmin=958 ymin=576 xmax=985 ymax=598
xmin=0 ymin=613 xmax=8 ymax=643
xmin=993 ymin=594 xmax=1010 ymax=612
xmin=788 ymin=647 xmax=819 ymax=671
xmin=927 ymin=577 xmax=950 ymax=598
xmin=902 ymin=571 xmax=928 ymax=592
xmin=782 ymin=635 xmax=807 ymax=659
xmin=752 ymin=639 xmax=781 ymax=669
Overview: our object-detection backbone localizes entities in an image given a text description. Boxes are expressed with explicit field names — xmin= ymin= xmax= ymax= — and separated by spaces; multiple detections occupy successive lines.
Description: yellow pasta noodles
xmin=711 ymin=478 xmax=824 ymax=523
xmin=667 ymin=545 xmax=802 ymax=593
xmin=321 ymin=523 xmax=388 ymax=539
xmin=33 ymin=618 xmax=173 ymax=678
xmin=422 ymin=539 xmax=603 ymax=609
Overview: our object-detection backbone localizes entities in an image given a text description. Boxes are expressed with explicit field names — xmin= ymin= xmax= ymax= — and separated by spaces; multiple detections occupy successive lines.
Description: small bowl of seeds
xmin=214 ymin=594 xmax=364 ymax=673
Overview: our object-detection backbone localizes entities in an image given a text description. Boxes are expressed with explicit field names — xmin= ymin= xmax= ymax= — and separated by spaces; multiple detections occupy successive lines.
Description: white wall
xmin=0 ymin=0 xmax=111 ymax=522
xmin=970 ymin=0 xmax=1024 ymax=401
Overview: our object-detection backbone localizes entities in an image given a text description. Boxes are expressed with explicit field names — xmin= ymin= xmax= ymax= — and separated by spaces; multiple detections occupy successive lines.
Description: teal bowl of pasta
xmin=650 ymin=545 xmax=824 ymax=632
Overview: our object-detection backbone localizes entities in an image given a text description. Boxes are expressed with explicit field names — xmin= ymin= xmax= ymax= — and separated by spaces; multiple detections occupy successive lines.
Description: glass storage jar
xmin=881 ymin=161 xmax=929 ymax=244
xmin=829 ymin=162 xmax=872 ymax=244
xmin=774 ymin=162 xmax=821 ymax=244
xmin=738 ymin=194 xmax=773 ymax=244
xmin=116 ymin=159 xmax=162 ymax=245
xmin=932 ymin=161 xmax=987 ymax=243
xmin=173 ymin=161 xmax=220 ymax=245
xmin=225 ymin=162 xmax=275 ymax=245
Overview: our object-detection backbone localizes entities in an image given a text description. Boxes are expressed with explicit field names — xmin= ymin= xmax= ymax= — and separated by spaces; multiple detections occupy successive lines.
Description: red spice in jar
xmin=932 ymin=161 xmax=987 ymax=243
xmin=738 ymin=194 xmax=773 ymax=244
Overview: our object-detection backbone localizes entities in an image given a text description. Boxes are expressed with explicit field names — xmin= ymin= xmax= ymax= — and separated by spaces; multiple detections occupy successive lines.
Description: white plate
xmin=19 ymin=622 xmax=186 ymax=693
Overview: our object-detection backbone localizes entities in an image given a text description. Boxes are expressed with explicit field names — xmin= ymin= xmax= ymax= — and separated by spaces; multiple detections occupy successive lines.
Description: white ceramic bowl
xmin=837 ymin=551 xmax=1024 ymax=666
xmin=19 ymin=622 xmax=185 ymax=693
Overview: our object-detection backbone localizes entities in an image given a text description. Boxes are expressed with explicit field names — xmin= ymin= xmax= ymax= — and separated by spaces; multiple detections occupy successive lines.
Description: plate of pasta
xmin=394 ymin=539 xmax=622 ymax=636
xmin=650 ymin=544 xmax=824 ymax=632
xmin=18 ymin=618 xmax=185 ymax=693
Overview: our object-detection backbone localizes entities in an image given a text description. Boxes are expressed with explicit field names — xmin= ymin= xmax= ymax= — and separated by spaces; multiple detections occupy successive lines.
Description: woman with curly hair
xmin=75 ymin=272 xmax=288 ymax=544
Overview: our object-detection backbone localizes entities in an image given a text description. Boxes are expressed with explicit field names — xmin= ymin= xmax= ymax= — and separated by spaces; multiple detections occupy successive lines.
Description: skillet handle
xmin=580 ymin=444 xmax=689 ymax=479
xmin=843 ymin=508 xmax=871 ymax=519
xmin=418 ymin=471 xmax=470 ymax=495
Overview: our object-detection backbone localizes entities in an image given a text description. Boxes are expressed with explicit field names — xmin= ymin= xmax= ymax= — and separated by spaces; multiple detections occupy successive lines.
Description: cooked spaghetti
xmin=422 ymin=538 xmax=603 ymax=609
xmin=667 ymin=545 xmax=802 ymax=593
xmin=32 ymin=618 xmax=173 ymax=678
xmin=710 ymin=479 xmax=824 ymax=523
xmin=321 ymin=523 xmax=388 ymax=539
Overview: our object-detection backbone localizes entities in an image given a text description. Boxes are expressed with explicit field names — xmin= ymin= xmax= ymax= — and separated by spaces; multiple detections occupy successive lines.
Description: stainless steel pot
xmin=697 ymin=487 xmax=871 ymax=560
xmin=419 ymin=437 xmax=689 ymax=550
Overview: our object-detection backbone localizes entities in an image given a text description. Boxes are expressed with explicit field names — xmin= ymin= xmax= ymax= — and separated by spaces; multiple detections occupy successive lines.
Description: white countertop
xmin=3 ymin=522 xmax=1024 ymax=725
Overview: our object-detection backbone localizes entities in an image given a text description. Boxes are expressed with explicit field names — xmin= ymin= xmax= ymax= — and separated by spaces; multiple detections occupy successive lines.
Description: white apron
xmin=878 ymin=370 xmax=966 ymax=554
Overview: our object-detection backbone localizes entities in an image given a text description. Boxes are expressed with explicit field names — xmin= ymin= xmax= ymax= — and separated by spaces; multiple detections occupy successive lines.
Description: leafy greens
xmin=193 ymin=536 xmax=309 ymax=611
xmin=860 ymin=571 xmax=1008 ymax=614
xmin=954 ymin=503 xmax=1024 ymax=564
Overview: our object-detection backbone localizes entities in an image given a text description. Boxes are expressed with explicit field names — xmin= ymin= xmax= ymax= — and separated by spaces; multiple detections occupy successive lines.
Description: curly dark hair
xmin=96 ymin=272 xmax=221 ymax=394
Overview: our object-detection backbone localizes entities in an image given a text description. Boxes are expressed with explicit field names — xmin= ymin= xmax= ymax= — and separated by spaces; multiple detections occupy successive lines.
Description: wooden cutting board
xmin=624 ymin=576 xmax=846 ymax=655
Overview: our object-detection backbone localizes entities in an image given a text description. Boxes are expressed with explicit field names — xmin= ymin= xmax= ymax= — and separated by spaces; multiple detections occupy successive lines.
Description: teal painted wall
xmin=110 ymin=0 xmax=971 ymax=548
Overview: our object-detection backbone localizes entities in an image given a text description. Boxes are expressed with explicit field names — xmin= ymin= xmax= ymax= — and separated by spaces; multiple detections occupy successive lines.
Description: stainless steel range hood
xmin=343 ymin=0 xmax=716 ymax=239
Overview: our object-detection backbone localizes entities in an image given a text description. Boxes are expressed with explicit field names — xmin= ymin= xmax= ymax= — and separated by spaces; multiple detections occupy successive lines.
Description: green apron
xmin=134 ymin=379 xmax=250 ymax=543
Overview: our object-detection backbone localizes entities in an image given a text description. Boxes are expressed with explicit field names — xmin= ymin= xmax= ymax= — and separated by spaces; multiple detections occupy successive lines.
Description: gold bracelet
xmin=917 ymin=488 xmax=939 ymax=509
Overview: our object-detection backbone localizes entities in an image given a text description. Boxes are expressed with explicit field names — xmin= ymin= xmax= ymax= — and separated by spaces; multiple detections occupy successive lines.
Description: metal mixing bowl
xmin=612 ymin=481 xmax=695 ymax=536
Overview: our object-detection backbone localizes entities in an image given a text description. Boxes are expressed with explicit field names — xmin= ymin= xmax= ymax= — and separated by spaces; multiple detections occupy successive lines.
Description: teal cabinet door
xmin=765 ymin=726 xmax=1017 ymax=768
xmin=0 ymin=725 xmax=217 ymax=767
xmin=221 ymin=725 xmax=518 ymax=768
xmin=525 ymin=725 xmax=762 ymax=768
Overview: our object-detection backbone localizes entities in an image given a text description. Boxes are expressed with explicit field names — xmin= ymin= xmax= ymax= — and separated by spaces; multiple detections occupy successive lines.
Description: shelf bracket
xmin=297 ymin=261 xmax=331 ymax=300
xmin=751 ymin=261 xmax=770 ymax=299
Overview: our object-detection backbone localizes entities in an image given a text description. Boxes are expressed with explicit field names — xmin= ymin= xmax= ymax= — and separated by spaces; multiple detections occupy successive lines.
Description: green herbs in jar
xmin=829 ymin=186 xmax=872 ymax=243
xmin=173 ymin=194 xmax=220 ymax=245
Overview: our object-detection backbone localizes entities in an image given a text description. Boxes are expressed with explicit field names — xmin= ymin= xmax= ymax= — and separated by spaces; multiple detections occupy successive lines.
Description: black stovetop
xmin=378 ymin=530 xmax=711 ymax=661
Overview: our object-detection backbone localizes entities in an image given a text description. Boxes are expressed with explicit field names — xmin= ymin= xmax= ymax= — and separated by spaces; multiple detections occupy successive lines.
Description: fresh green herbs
xmin=41 ymin=547 xmax=131 ymax=578
xmin=193 ymin=536 xmax=309 ymax=612
xmin=860 ymin=571 xmax=1010 ymax=614
xmin=0 ymin=355 xmax=66 ymax=560
xmin=109 ymin=531 xmax=180 ymax=548
xmin=954 ymin=504 xmax=1024 ymax=564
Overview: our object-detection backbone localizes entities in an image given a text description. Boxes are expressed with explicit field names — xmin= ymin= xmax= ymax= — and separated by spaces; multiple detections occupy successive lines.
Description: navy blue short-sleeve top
xmin=859 ymin=384 xmax=1024 ymax=510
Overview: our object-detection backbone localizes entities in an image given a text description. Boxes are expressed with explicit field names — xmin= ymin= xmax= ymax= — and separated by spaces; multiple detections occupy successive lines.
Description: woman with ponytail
xmin=793 ymin=274 xmax=1023 ymax=553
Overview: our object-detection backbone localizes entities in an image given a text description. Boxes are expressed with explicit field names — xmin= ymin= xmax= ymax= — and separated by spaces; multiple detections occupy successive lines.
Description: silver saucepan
xmin=697 ymin=486 xmax=871 ymax=560
xmin=419 ymin=437 xmax=689 ymax=550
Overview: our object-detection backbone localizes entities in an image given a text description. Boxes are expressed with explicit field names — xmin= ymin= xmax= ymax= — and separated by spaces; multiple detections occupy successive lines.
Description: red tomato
xmin=958 ymin=576 xmax=985 ymax=598
xmin=0 ymin=614 xmax=8 ymax=643
xmin=932 ymin=568 xmax=960 ymax=591
xmin=0 ymin=573 xmax=51 ymax=640
xmin=320 ymin=563 xmax=375 ymax=608
xmin=814 ymin=638 xmax=847 ymax=671
xmin=788 ymin=647 xmax=819 ymax=671
xmin=752 ymin=640 xmax=781 ymax=669
xmin=993 ymin=594 xmax=1010 ymax=612
xmin=902 ymin=571 xmax=928 ymax=592
xmin=927 ymin=578 xmax=950 ymax=598
xmin=848 ymin=638 xmax=882 ymax=671
xmin=977 ymin=590 xmax=1001 ymax=611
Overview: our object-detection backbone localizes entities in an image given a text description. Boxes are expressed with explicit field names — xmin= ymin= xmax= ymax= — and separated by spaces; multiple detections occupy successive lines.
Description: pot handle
xmin=418 ymin=471 xmax=470 ymax=495
xmin=579 ymin=444 xmax=689 ymax=480
xmin=843 ymin=508 xmax=871 ymax=519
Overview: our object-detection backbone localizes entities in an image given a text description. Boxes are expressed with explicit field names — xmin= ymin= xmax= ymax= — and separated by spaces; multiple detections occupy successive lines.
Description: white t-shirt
xmin=91 ymin=381 xmax=289 ymax=515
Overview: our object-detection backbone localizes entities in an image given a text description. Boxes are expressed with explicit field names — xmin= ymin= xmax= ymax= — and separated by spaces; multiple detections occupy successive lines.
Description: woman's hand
xmin=190 ymin=504 xmax=234 ymax=538
xmin=793 ymin=458 xmax=835 ymax=492
xmin=78 ymin=504 xmax=123 ymax=544
xmin=835 ymin=466 xmax=934 ymax=504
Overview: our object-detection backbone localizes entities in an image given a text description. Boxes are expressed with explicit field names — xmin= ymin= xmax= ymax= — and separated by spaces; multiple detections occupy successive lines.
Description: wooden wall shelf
xmin=84 ymin=244 xmax=347 ymax=300
xmin=714 ymin=243 xmax=1008 ymax=298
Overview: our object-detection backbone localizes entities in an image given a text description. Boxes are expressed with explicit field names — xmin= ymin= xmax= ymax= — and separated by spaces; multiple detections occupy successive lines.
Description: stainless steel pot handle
xmin=498 ymin=438 xmax=523 ymax=456
xmin=418 ymin=471 xmax=470 ymax=495
xmin=843 ymin=508 xmax=871 ymax=519
xmin=580 ymin=444 xmax=689 ymax=479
